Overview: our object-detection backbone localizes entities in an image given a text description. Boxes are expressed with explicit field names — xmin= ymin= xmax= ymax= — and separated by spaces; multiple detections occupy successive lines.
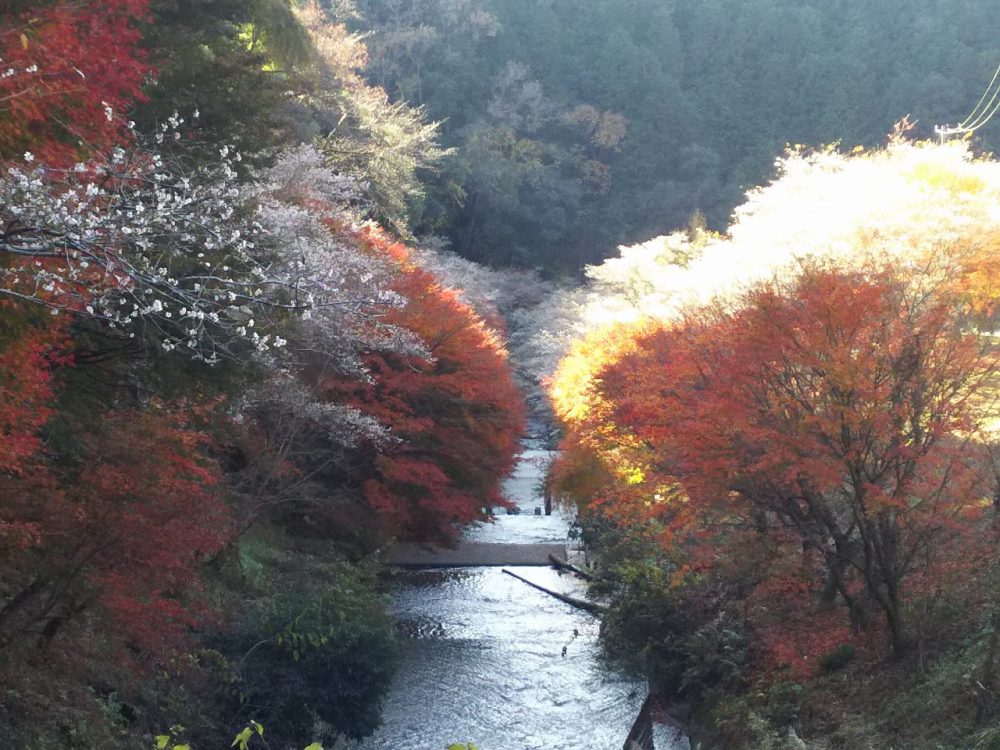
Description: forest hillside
xmin=5 ymin=2 xmax=1000 ymax=749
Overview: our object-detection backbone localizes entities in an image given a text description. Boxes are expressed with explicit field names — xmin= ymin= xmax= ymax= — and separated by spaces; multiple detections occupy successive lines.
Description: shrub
xmin=818 ymin=644 xmax=856 ymax=674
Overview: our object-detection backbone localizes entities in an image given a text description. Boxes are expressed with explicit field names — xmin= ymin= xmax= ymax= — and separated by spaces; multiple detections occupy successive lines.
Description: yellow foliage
xmin=908 ymin=159 xmax=986 ymax=196
xmin=624 ymin=465 xmax=645 ymax=485
xmin=550 ymin=318 xmax=658 ymax=425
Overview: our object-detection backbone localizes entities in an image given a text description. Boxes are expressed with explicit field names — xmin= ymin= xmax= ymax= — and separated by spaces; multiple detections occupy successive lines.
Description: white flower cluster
xmin=0 ymin=60 xmax=39 ymax=80
xmin=0 ymin=127 xmax=398 ymax=361
xmin=255 ymin=145 xmax=426 ymax=372
xmin=246 ymin=378 xmax=394 ymax=450
xmin=0 ymin=124 xmax=343 ymax=361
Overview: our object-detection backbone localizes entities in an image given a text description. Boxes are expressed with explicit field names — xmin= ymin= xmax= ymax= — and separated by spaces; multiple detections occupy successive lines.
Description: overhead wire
xmin=959 ymin=60 xmax=1000 ymax=128
xmin=963 ymin=90 xmax=1000 ymax=133
xmin=937 ymin=60 xmax=1000 ymax=141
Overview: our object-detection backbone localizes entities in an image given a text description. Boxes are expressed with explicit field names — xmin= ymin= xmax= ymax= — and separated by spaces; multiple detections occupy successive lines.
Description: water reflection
xmin=358 ymin=568 xmax=644 ymax=750
xmin=354 ymin=443 xmax=647 ymax=750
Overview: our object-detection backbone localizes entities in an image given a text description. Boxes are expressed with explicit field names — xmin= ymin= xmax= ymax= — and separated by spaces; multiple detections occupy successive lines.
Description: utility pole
xmin=934 ymin=124 xmax=968 ymax=144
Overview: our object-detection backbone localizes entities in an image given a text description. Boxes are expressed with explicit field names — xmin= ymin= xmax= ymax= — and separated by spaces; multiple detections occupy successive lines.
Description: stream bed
xmin=354 ymin=444 xmax=685 ymax=750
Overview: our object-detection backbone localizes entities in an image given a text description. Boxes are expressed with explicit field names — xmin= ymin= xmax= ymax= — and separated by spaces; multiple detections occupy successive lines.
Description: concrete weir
xmin=387 ymin=541 xmax=567 ymax=567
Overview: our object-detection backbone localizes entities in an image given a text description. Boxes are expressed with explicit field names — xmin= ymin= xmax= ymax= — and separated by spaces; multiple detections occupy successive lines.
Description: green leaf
xmin=303 ymin=744 xmax=324 ymax=750
xmin=155 ymin=736 xmax=171 ymax=750
xmin=173 ymin=745 xmax=191 ymax=750
xmin=252 ymin=720 xmax=264 ymax=736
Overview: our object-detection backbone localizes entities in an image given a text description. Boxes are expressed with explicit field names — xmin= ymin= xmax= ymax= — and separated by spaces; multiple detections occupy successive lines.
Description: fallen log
xmin=548 ymin=553 xmax=594 ymax=581
xmin=502 ymin=568 xmax=607 ymax=614
xmin=622 ymin=692 xmax=655 ymax=750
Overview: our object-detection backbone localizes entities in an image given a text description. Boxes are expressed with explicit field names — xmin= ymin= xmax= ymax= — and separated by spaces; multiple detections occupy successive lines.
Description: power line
xmin=936 ymin=60 xmax=1000 ymax=143
xmin=959 ymin=61 xmax=1000 ymax=128
xmin=965 ymin=90 xmax=1000 ymax=133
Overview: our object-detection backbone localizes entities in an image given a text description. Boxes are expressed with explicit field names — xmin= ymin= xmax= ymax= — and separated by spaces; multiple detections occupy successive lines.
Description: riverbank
xmin=667 ymin=630 xmax=1000 ymax=750
xmin=568 ymin=507 xmax=1000 ymax=750
xmin=592 ymin=560 xmax=1000 ymax=750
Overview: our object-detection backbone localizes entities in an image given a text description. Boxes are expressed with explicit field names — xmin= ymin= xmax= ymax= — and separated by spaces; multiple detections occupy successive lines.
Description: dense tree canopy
xmin=349 ymin=0 xmax=1000 ymax=270
xmin=317 ymin=227 xmax=525 ymax=541
xmin=0 ymin=2 xmax=524 ymax=748
xmin=560 ymin=263 xmax=997 ymax=655
xmin=548 ymin=144 xmax=1000 ymax=735
xmin=12 ymin=1 xmax=1000 ymax=749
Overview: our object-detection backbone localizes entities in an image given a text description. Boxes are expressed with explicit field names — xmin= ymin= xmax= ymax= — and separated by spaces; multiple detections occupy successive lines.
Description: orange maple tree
xmin=554 ymin=260 xmax=999 ymax=655
xmin=317 ymin=228 xmax=525 ymax=542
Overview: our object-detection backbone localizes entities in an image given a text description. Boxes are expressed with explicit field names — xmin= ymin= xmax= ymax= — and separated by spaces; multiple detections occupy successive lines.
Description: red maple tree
xmin=0 ymin=398 xmax=230 ymax=665
xmin=556 ymin=261 xmax=998 ymax=655
xmin=318 ymin=227 xmax=525 ymax=542
xmin=0 ymin=0 xmax=151 ymax=163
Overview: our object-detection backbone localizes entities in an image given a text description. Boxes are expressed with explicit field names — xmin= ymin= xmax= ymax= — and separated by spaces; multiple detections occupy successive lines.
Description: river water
xmin=354 ymin=443 xmax=675 ymax=750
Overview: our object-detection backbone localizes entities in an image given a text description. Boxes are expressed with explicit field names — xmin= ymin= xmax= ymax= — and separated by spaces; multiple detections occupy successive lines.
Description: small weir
xmin=387 ymin=541 xmax=569 ymax=567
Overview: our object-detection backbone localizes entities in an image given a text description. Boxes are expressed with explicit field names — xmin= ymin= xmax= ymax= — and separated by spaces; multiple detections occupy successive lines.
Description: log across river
xmin=352 ymin=439 xmax=689 ymax=750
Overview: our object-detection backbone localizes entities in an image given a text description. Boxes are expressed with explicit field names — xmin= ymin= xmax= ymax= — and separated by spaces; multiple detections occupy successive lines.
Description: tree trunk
xmin=822 ymin=547 xmax=867 ymax=633
xmin=502 ymin=568 xmax=606 ymax=614
xmin=883 ymin=592 xmax=908 ymax=657
xmin=548 ymin=554 xmax=594 ymax=581
xmin=978 ymin=609 xmax=1000 ymax=720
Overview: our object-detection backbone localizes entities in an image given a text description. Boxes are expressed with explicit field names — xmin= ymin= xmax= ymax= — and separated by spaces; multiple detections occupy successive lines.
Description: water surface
xmin=356 ymin=443 xmax=656 ymax=750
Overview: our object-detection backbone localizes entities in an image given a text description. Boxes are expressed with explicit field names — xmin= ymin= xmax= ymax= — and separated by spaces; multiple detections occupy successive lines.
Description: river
xmin=354 ymin=442 xmax=687 ymax=750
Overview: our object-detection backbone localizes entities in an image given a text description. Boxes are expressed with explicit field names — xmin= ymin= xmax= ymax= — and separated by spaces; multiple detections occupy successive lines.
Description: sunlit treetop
xmin=549 ymin=317 xmax=657 ymax=427
xmin=575 ymin=141 xmax=1000 ymax=331
xmin=548 ymin=140 xmax=1000 ymax=454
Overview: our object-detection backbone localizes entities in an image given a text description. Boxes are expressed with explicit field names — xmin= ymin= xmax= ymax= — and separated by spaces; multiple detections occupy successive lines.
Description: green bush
xmin=216 ymin=560 xmax=399 ymax=747
xmin=762 ymin=681 xmax=805 ymax=727
xmin=818 ymin=643 xmax=856 ymax=673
